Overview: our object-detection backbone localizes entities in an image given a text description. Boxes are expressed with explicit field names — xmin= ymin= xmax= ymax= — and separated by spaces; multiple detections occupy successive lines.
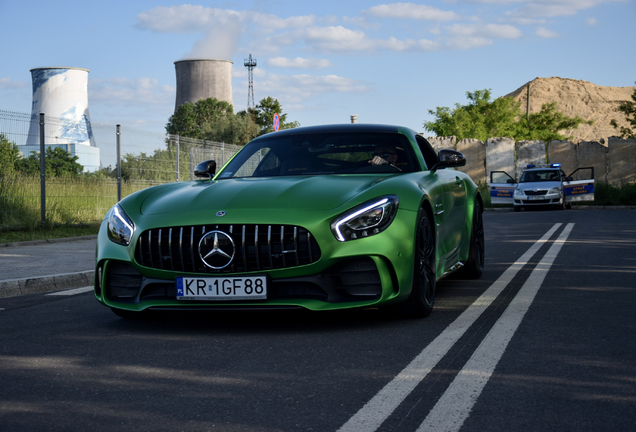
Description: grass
xmin=0 ymin=223 xmax=100 ymax=244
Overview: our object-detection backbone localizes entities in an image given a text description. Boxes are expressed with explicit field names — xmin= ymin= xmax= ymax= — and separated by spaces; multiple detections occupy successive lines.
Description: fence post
xmin=39 ymin=113 xmax=46 ymax=223
xmin=116 ymin=125 xmax=121 ymax=202
xmin=190 ymin=147 xmax=194 ymax=181
xmin=175 ymin=134 xmax=180 ymax=182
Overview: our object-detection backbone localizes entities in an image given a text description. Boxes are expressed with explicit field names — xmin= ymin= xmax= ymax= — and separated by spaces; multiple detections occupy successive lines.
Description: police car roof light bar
xmin=526 ymin=163 xmax=561 ymax=169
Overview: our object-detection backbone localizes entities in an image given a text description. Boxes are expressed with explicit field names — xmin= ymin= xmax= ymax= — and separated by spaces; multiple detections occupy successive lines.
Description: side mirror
xmin=431 ymin=149 xmax=466 ymax=172
xmin=194 ymin=160 xmax=217 ymax=179
xmin=506 ymin=179 xmax=516 ymax=184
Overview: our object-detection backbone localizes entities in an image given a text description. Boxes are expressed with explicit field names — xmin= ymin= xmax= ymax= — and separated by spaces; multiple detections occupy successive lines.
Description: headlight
xmin=107 ymin=204 xmax=135 ymax=246
xmin=514 ymin=188 xmax=525 ymax=196
xmin=548 ymin=188 xmax=560 ymax=194
xmin=331 ymin=195 xmax=399 ymax=242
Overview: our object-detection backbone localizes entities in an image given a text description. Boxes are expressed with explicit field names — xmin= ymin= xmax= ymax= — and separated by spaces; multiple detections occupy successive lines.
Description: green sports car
xmin=95 ymin=124 xmax=484 ymax=318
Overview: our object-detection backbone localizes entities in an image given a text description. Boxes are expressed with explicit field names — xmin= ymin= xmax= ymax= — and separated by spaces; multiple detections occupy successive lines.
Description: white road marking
xmin=338 ymin=223 xmax=563 ymax=432
xmin=417 ymin=223 xmax=574 ymax=432
xmin=46 ymin=286 xmax=94 ymax=296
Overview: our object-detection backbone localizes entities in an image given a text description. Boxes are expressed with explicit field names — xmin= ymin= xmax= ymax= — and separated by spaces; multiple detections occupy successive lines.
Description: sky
xmin=1 ymin=0 xmax=635 ymax=145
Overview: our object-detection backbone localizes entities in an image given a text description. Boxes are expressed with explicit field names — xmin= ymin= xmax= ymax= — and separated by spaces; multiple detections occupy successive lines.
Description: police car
xmin=490 ymin=164 xmax=595 ymax=212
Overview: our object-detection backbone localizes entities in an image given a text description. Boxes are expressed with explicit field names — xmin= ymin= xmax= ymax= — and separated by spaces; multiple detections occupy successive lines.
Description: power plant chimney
xmin=174 ymin=59 xmax=234 ymax=112
xmin=24 ymin=67 xmax=100 ymax=171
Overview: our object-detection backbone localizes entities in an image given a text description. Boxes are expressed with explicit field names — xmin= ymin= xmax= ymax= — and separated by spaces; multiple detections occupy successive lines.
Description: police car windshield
xmin=520 ymin=169 xmax=560 ymax=183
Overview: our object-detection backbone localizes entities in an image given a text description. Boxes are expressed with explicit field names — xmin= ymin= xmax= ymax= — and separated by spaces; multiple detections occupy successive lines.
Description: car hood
xmin=139 ymin=175 xmax=391 ymax=215
xmin=517 ymin=181 xmax=560 ymax=191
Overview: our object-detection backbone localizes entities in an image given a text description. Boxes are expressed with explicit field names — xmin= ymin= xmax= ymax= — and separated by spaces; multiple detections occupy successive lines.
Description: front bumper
xmin=94 ymin=211 xmax=418 ymax=313
xmin=96 ymin=255 xmax=399 ymax=312
xmin=513 ymin=192 xmax=562 ymax=207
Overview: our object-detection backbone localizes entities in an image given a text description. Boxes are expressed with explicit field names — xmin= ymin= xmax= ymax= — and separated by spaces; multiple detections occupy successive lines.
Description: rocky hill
xmin=504 ymin=77 xmax=634 ymax=143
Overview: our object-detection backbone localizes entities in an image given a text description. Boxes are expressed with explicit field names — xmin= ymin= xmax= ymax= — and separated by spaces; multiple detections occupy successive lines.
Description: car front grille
xmin=135 ymin=224 xmax=321 ymax=274
xmin=524 ymin=190 xmax=548 ymax=196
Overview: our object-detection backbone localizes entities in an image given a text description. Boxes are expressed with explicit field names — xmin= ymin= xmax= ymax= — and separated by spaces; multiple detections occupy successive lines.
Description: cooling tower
xmin=26 ymin=67 xmax=95 ymax=147
xmin=174 ymin=59 xmax=234 ymax=112
xmin=24 ymin=67 xmax=100 ymax=171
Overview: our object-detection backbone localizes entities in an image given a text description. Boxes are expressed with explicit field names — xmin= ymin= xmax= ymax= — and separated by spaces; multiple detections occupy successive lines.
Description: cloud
xmin=262 ymin=25 xmax=442 ymax=54
xmin=303 ymin=26 xmax=376 ymax=52
xmin=136 ymin=6 xmax=315 ymax=60
xmin=505 ymin=0 xmax=623 ymax=20
xmin=535 ymin=27 xmax=560 ymax=38
xmin=265 ymin=57 xmax=334 ymax=69
xmin=446 ymin=23 xmax=523 ymax=39
xmin=364 ymin=3 xmax=461 ymax=21
xmin=244 ymin=73 xmax=370 ymax=106
xmin=89 ymin=78 xmax=175 ymax=107
xmin=586 ymin=17 xmax=598 ymax=25
xmin=0 ymin=78 xmax=28 ymax=90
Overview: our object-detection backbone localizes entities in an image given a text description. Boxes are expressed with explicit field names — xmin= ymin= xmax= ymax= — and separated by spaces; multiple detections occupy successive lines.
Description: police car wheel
xmin=514 ymin=206 xmax=521 ymax=212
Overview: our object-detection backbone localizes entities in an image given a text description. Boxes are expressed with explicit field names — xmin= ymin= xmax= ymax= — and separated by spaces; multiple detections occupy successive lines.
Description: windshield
xmin=216 ymin=131 xmax=417 ymax=179
xmin=520 ymin=169 xmax=561 ymax=183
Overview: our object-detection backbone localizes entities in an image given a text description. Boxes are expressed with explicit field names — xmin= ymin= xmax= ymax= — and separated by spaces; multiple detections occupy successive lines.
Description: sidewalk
xmin=0 ymin=236 xmax=97 ymax=298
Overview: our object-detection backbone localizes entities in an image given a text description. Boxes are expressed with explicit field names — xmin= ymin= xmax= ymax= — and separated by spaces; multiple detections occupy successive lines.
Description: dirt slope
xmin=504 ymin=77 xmax=634 ymax=143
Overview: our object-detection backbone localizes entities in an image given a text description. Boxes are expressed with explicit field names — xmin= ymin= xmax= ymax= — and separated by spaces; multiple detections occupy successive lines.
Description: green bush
xmin=594 ymin=182 xmax=636 ymax=206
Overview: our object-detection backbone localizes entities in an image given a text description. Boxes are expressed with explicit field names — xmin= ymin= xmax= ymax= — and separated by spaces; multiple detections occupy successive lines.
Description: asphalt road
xmin=0 ymin=209 xmax=634 ymax=432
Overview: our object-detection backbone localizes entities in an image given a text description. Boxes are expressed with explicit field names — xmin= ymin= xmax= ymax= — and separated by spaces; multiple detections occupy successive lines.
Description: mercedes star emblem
xmin=198 ymin=230 xmax=235 ymax=269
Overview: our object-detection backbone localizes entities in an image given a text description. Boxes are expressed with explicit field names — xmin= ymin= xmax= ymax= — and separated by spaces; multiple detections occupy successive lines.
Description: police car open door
xmin=563 ymin=167 xmax=595 ymax=203
xmin=489 ymin=171 xmax=516 ymax=205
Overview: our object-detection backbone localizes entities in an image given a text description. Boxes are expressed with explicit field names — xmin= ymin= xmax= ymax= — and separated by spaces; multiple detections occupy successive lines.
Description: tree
xmin=15 ymin=147 xmax=83 ymax=177
xmin=252 ymin=96 xmax=300 ymax=135
xmin=424 ymin=89 xmax=592 ymax=141
xmin=610 ymin=85 xmax=636 ymax=139
xmin=167 ymin=98 xmax=260 ymax=145
xmin=0 ymin=133 xmax=21 ymax=175
xmin=424 ymin=89 xmax=522 ymax=141
xmin=166 ymin=98 xmax=236 ymax=142
xmin=520 ymin=101 xmax=593 ymax=142
xmin=166 ymin=96 xmax=299 ymax=146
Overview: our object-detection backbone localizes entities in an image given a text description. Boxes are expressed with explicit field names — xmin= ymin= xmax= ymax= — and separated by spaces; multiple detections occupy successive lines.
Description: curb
xmin=0 ymin=270 xmax=94 ymax=299
xmin=1 ymin=235 xmax=98 ymax=248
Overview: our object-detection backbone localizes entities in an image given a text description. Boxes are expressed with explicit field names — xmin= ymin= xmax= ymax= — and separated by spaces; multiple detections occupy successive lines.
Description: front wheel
xmin=399 ymin=210 xmax=436 ymax=318
xmin=558 ymin=193 xmax=566 ymax=210
xmin=458 ymin=200 xmax=485 ymax=279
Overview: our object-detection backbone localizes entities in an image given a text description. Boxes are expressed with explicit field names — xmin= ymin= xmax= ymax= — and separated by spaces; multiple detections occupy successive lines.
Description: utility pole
xmin=244 ymin=54 xmax=257 ymax=142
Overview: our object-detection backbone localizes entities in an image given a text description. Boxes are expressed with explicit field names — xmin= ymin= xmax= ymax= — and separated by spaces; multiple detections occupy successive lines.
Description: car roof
xmin=254 ymin=123 xmax=410 ymax=139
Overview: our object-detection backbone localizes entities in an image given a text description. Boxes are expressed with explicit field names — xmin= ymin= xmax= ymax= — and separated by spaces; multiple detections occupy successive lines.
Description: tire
xmin=514 ymin=206 xmax=521 ymax=212
xmin=458 ymin=200 xmax=485 ymax=279
xmin=400 ymin=209 xmax=436 ymax=318
xmin=558 ymin=193 xmax=566 ymax=210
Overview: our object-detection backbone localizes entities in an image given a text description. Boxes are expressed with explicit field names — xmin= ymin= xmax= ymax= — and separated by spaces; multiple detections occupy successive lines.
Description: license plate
xmin=528 ymin=195 xmax=544 ymax=200
xmin=176 ymin=276 xmax=267 ymax=300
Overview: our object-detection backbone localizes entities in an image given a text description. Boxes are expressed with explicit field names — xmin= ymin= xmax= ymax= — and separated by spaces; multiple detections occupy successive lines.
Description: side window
xmin=415 ymin=135 xmax=439 ymax=170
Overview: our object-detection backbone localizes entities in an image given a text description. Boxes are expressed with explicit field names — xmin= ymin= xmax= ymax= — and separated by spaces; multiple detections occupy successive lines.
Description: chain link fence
xmin=0 ymin=109 xmax=242 ymax=229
